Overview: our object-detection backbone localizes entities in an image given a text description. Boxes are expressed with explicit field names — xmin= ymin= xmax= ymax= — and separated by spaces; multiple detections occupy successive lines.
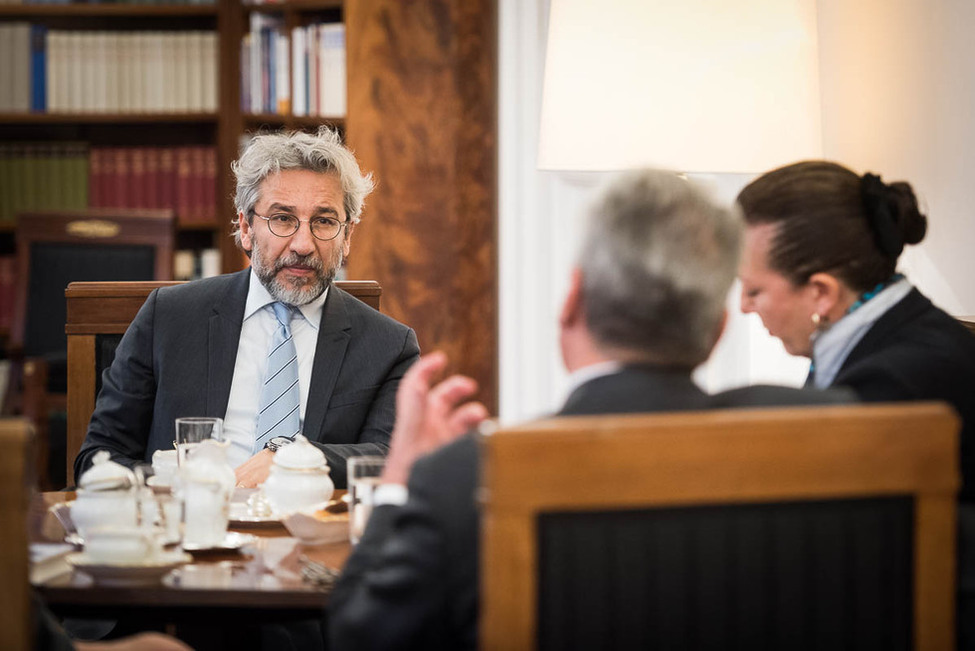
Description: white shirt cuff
xmin=372 ymin=483 xmax=409 ymax=507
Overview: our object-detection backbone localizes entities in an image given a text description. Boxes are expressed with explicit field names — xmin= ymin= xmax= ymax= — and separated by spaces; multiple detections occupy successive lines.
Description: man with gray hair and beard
xmin=76 ymin=128 xmax=419 ymax=488
xmin=328 ymin=169 xmax=852 ymax=650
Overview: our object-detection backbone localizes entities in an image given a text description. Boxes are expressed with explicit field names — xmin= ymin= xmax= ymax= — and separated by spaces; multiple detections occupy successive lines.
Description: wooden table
xmin=30 ymin=491 xmax=352 ymax=628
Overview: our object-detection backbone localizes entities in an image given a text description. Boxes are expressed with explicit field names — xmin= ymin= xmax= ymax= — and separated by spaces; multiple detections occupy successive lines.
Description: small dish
xmin=66 ymin=550 xmax=191 ymax=586
xmin=228 ymin=502 xmax=281 ymax=528
xmin=181 ymin=531 xmax=257 ymax=553
xmin=282 ymin=508 xmax=349 ymax=545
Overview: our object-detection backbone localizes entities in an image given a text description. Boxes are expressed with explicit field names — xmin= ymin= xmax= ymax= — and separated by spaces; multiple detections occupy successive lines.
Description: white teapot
xmin=72 ymin=450 xmax=139 ymax=538
xmin=179 ymin=438 xmax=236 ymax=548
xmin=261 ymin=435 xmax=334 ymax=515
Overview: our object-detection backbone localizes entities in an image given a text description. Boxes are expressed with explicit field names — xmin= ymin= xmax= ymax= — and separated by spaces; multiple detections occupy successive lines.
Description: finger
xmin=426 ymin=375 xmax=479 ymax=417
xmin=445 ymin=401 xmax=490 ymax=435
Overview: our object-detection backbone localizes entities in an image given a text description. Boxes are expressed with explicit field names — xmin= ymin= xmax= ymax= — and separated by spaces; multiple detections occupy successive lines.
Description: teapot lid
xmin=78 ymin=450 xmax=136 ymax=491
xmin=273 ymin=435 xmax=329 ymax=470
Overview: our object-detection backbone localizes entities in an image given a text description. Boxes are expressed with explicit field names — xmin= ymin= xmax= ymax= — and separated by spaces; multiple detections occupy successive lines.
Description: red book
xmin=159 ymin=148 xmax=176 ymax=214
xmin=101 ymin=148 xmax=117 ymax=208
xmin=203 ymin=147 xmax=217 ymax=224
xmin=88 ymin=148 xmax=103 ymax=208
xmin=130 ymin=147 xmax=147 ymax=209
xmin=191 ymin=146 xmax=206 ymax=223
xmin=144 ymin=148 xmax=160 ymax=209
xmin=0 ymin=256 xmax=14 ymax=332
xmin=176 ymin=147 xmax=192 ymax=224
xmin=114 ymin=148 xmax=131 ymax=209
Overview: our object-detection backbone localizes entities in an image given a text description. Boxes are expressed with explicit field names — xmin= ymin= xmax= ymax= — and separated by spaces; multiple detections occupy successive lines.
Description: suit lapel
xmin=304 ymin=286 xmax=352 ymax=441
xmin=207 ymin=270 xmax=249 ymax=418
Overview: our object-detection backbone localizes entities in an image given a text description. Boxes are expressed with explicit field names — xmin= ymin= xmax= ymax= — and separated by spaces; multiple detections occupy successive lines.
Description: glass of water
xmin=347 ymin=456 xmax=385 ymax=544
xmin=174 ymin=417 xmax=224 ymax=466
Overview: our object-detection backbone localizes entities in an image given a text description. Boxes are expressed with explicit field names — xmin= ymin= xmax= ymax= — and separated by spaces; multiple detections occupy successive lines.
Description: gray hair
xmin=581 ymin=169 xmax=743 ymax=368
xmin=231 ymin=127 xmax=375 ymax=247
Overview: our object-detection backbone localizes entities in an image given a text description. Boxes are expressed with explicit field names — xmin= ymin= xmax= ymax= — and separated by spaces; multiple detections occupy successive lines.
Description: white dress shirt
xmin=223 ymin=270 xmax=328 ymax=468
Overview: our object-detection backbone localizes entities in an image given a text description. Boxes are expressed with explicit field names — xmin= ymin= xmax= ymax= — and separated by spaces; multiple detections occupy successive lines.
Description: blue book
xmin=30 ymin=25 xmax=46 ymax=112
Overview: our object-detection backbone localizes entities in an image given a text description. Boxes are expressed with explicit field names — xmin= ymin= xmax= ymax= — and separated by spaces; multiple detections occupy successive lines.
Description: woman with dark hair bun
xmin=737 ymin=160 xmax=975 ymax=488
xmin=738 ymin=160 xmax=975 ymax=648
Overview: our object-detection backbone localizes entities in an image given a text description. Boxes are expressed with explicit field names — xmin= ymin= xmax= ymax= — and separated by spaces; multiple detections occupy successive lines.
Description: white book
xmin=321 ymin=24 xmax=346 ymax=117
xmin=316 ymin=25 xmax=328 ymax=117
xmin=275 ymin=29 xmax=289 ymax=115
xmin=80 ymin=33 xmax=96 ymax=113
xmin=149 ymin=32 xmax=165 ymax=112
xmin=186 ymin=32 xmax=203 ymax=112
xmin=134 ymin=33 xmax=147 ymax=113
xmin=163 ymin=33 xmax=177 ymax=112
xmin=248 ymin=13 xmax=264 ymax=113
xmin=92 ymin=32 xmax=108 ymax=113
xmin=200 ymin=248 xmax=221 ymax=278
xmin=68 ymin=33 xmax=84 ymax=113
xmin=105 ymin=32 xmax=119 ymax=113
xmin=11 ymin=23 xmax=31 ymax=112
xmin=291 ymin=26 xmax=306 ymax=117
xmin=0 ymin=26 xmax=12 ymax=112
xmin=117 ymin=33 xmax=132 ymax=113
xmin=307 ymin=25 xmax=318 ymax=116
xmin=173 ymin=32 xmax=190 ymax=112
xmin=202 ymin=32 xmax=217 ymax=112
xmin=45 ymin=31 xmax=61 ymax=113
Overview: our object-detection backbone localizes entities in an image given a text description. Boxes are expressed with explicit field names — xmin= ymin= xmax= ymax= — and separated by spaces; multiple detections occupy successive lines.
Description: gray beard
xmin=251 ymin=246 xmax=342 ymax=306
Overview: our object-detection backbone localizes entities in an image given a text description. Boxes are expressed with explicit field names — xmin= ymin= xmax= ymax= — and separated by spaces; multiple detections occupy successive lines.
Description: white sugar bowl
xmin=261 ymin=435 xmax=334 ymax=515
xmin=72 ymin=450 xmax=139 ymax=538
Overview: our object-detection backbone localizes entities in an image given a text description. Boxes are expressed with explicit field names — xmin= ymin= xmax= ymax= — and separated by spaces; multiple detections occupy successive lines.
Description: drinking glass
xmin=175 ymin=417 xmax=224 ymax=466
xmin=347 ymin=456 xmax=385 ymax=544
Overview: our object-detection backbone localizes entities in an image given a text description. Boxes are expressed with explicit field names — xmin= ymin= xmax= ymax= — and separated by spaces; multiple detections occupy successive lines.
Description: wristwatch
xmin=264 ymin=436 xmax=296 ymax=453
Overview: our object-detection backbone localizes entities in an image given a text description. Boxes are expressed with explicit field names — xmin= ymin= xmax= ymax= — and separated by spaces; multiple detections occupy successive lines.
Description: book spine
xmin=30 ymin=24 xmax=46 ymax=112
xmin=176 ymin=146 xmax=191 ymax=223
xmin=12 ymin=22 xmax=31 ymax=112
xmin=159 ymin=147 xmax=176 ymax=214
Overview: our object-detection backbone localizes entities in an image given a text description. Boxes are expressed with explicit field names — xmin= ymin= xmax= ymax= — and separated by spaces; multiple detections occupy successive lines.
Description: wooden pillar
xmin=346 ymin=0 xmax=498 ymax=412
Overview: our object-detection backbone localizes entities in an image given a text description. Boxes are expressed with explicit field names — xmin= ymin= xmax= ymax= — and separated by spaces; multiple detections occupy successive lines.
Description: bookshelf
xmin=0 ymin=0 xmax=500 ymax=413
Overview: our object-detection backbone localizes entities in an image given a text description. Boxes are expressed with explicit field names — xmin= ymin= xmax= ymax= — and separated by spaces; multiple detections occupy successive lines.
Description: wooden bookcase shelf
xmin=0 ymin=5 xmax=218 ymax=17
xmin=0 ymin=113 xmax=219 ymax=124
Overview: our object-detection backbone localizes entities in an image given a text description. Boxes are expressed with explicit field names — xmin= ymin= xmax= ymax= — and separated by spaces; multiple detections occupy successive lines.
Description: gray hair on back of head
xmin=230 ymin=127 xmax=375 ymax=248
xmin=580 ymin=169 xmax=743 ymax=368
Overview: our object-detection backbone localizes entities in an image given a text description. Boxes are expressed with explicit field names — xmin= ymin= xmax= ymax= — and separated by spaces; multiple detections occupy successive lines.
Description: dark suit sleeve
xmin=33 ymin=593 xmax=76 ymax=651
xmin=74 ymin=289 xmax=160 ymax=478
xmin=328 ymin=452 xmax=451 ymax=649
xmin=313 ymin=327 xmax=420 ymax=487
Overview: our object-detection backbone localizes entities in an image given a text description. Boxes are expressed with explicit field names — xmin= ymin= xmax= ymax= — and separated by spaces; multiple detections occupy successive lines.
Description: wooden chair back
xmin=13 ymin=209 xmax=175 ymax=488
xmin=0 ymin=418 xmax=33 ymax=651
xmin=64 ymin=279 xmax=382 ymax=484
xmin=480 ymin=403 xmax=960 ymax=651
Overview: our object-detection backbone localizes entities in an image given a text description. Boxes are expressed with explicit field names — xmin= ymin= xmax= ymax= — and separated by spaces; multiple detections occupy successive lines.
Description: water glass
xmin=347 ymin=456 xmax=385 ymax=544
xmin=175 ymin=417 xmax=224 ymax=466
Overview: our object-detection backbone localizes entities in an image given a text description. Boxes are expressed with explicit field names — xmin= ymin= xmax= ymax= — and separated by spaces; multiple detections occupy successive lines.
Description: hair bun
xmin=860 ymin=173 xmax=927 ymax=259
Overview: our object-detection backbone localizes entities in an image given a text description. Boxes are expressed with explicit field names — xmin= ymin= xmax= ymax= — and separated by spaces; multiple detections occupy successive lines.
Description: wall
xmin=499 ymin=0 xmax=975 ymax=423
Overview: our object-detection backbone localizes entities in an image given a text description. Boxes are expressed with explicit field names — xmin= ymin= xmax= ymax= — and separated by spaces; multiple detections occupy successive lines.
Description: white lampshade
xmin=538 ymin=0 xmax=823 ymax=173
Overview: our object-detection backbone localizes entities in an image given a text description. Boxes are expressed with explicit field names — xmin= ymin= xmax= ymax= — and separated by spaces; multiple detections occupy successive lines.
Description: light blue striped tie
xmin=254 ymin=302 xmax=301 ymax=452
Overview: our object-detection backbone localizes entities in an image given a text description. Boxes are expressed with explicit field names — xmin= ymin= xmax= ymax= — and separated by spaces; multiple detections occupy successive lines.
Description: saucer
xmin=67 ymin=551 xmax=191 ymax=586
xmin=182 ymin=531 xmax=257 ymax=553
xmin=146 ymin=476 xmax=173 ymax=494
xmin=228 ymin=502 xmax=281 ymax=528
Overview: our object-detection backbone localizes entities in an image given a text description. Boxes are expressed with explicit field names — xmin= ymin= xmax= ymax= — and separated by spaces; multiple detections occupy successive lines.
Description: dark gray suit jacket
xmin=75 ymin=270 xmax=420 ymax=488
xmin=328 ymin=366 xmax=854 ymax=650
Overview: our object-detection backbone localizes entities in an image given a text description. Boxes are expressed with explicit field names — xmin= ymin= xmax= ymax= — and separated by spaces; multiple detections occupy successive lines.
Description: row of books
xmin=0 ymin=0 xmax=213 ymax=5
xmin=0 ymin=143 xmax=218 ymax=224
xmin=0 ymin=25 xmax=218 ymax=114
xmin=240 ymin=17 xmax=345 ymax=117
xmin=0 ymin=143 xmax=89 ymax=224
xmin=89 ymin=146 xmax=218 ymax=224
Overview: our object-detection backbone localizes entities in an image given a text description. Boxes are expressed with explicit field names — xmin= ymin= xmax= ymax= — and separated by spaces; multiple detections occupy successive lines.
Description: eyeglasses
xmin=254 ymin=212 xmax=349 ymax=241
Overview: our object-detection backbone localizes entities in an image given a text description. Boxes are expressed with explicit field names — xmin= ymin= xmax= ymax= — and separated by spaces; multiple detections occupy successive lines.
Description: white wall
xmin=499 ymin=0 xmax=975 ymax=423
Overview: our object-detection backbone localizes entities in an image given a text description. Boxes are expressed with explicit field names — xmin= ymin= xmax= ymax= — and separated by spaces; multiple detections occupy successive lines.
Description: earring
xmin=811 ymin=313 xmax=821 ymax=326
